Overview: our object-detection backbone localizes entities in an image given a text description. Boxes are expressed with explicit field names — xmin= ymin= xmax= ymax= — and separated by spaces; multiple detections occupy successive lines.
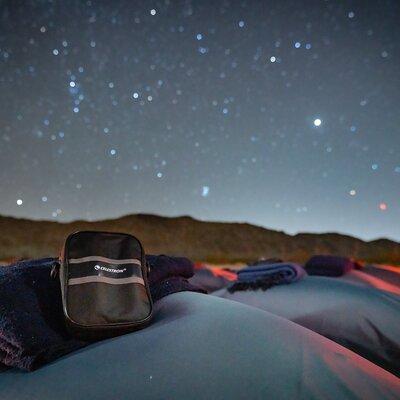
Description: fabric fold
xmin=150 ymin=276 xmax=206 ymax=302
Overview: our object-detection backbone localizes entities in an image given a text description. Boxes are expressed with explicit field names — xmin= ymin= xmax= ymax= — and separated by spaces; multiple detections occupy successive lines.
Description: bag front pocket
xmin=66 ymin=256 xmax=151 ymax=326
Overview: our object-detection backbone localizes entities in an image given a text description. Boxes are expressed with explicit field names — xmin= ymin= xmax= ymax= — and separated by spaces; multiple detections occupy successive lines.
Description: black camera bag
xmin=57 ymin=231 xmax=153 ymax=340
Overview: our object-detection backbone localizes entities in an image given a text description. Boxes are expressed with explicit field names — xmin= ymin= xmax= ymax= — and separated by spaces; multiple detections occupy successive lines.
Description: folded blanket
xmin=304 ymin=255 xmax=357 ymax=277
xmin=0 ymin=254 xmax=204 ymax=372
xmin=0 ymin=259 xmax=86 ymax=371
xmin=147 ymin=254 xmax=194 ymax=285
xmin=147 ymin=255 xmax=206 ymax=300
xmin=229 ymin=262 xmax=306 ymax=293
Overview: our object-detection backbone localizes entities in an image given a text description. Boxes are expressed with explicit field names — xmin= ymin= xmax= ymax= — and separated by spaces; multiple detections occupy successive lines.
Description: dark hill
xmin=1 ymin=213 xmax=399 ymax=264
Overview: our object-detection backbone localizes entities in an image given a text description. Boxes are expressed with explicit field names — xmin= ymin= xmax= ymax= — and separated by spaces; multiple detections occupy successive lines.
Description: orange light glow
xmin=376 ymin=264 xmax=400 ymax=274
xmin=211 ymin=268 xmax=237 ymax=281
xmin=351 ymin=270 xmax=400 ymax=295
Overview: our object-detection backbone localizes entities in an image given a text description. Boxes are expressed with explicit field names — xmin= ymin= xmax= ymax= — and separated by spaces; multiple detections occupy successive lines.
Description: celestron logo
xmin=94 ymin=265 xmax=127 ymax=274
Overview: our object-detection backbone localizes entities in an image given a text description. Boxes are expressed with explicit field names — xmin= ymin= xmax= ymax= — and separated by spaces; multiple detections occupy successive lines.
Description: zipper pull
xmin=50 ymin=260 xmax=61 ymax=279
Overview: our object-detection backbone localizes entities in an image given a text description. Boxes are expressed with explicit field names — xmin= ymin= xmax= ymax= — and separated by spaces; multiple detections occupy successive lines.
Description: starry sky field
xmin=0 ymin=1 xmax=399 ymax=241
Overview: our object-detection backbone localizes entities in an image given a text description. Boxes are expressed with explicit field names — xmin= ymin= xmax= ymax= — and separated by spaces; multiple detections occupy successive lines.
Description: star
xmin=201 ymin=186 xmax=210 ymax=197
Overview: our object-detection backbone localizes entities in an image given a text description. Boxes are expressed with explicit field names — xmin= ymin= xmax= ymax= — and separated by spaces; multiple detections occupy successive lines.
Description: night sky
xmin=1 ymin=1 xmax=399 ymax=241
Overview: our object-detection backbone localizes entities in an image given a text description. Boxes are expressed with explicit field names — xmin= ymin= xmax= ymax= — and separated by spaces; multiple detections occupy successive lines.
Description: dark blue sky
xmin=1 ymin=0 xmax=399 ymax=241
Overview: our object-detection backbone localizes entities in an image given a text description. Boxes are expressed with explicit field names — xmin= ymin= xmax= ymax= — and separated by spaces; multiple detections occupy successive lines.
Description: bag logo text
xmin=94 ymin=265 xmax=127 ymax=273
